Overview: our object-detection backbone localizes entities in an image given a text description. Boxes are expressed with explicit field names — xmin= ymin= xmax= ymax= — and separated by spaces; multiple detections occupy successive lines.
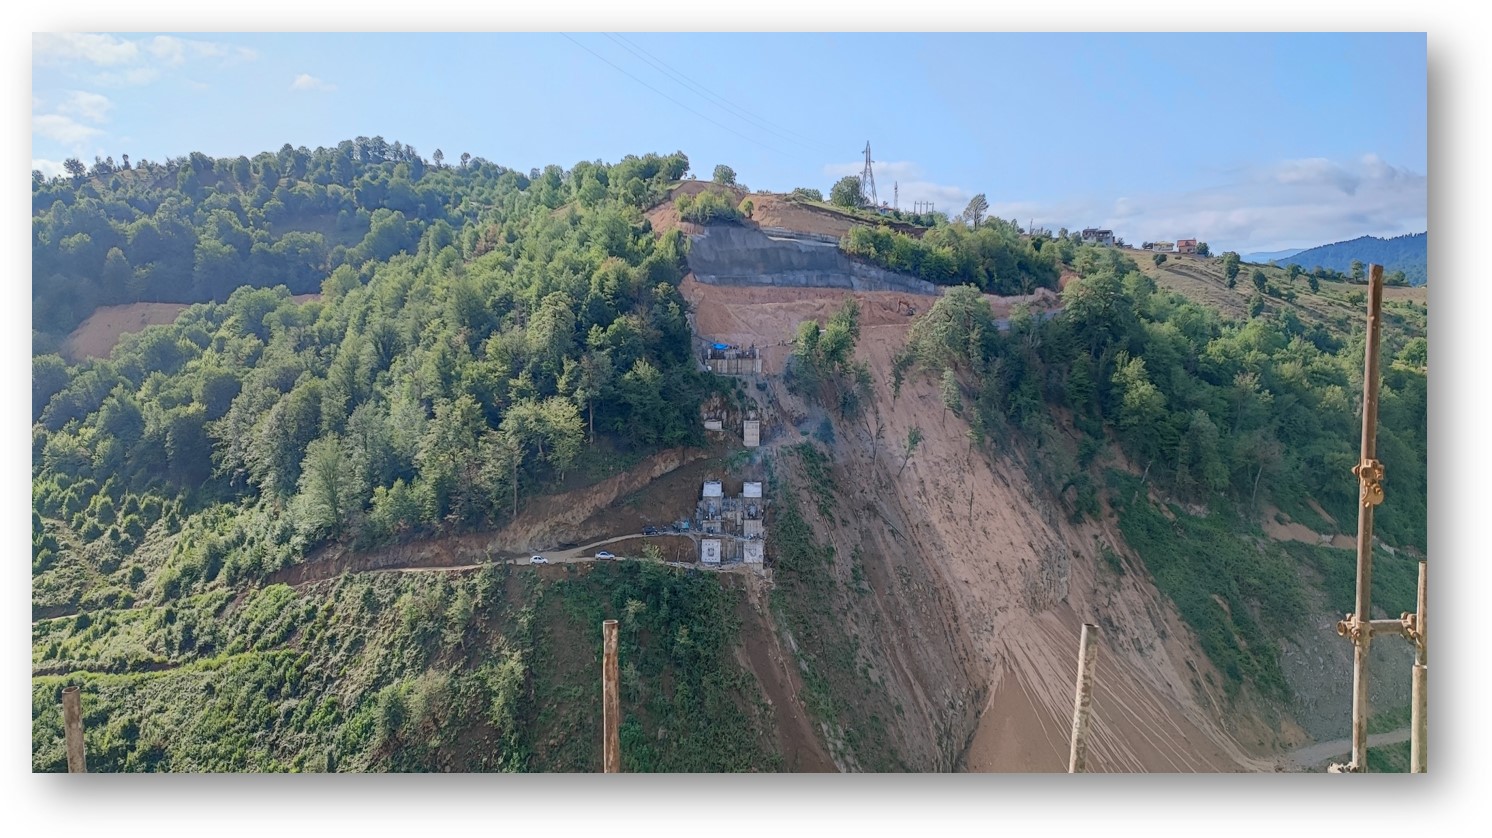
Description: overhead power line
xmin=603 ymin=32 xmax=836 ymax=156
xmin=559 ymin=33 xmax=796 ymax=160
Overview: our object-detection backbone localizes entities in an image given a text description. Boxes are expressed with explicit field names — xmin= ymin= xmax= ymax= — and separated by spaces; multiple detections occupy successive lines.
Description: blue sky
xmin=32 ymin=32 xmax=1426 ymax=253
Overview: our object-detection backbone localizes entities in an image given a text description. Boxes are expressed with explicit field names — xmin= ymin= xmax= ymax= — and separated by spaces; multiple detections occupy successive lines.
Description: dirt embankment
xmin=730 ymin=573 xmax=837 ymax=772
xmin=269 ymin=445 xmax=711 ymax=586
xmin=682 ymin=274 xmax=929 ymax=375
xmin=493 ymin=446 xmax=713 ymax=551
xmin=848 ymin=324 xmax=1273 ymax=771
xmin=695 ymin=274 xmax=1274 ymax=771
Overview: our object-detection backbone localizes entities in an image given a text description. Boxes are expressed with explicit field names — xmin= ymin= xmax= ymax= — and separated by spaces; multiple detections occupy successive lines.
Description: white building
xmin=701 ymin=538 xmax=722 ymax=565
xmin=743 ymin=419 xmax=760 ymax=448
xmin=743 ymin=541 xmax=765 ymax=564
xmin=703 ymin=480 xmax=723 ymax=499
xmin=743 ymin=481 xmax=763 ymax=498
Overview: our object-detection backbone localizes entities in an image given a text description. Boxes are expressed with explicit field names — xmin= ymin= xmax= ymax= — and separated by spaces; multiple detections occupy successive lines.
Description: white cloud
xmin=33 ymin=113 xmax=101 ymax=144
xmin=35 ymin=32 xmax=255 ymax=87
xmin=145 ymin=35 xmax=258 ymax=67
xmin=822 ymin=159 xmax=973 ymax=211
xmin=32 ymin=159 xmax=67 ymax=178
xmin=990 ymin=154 xmax=1427 ymax=252
xmin=1273 ymin=157 xmax=1362 ymax=195
xmin=56 ymin=90 xmax=113 ymax=123
xmin=34 ymin=32 xmax=139 ymax=66
xmin=145 ymin=35 xmax=186 ymax=66
xmin=291 ymin=73 xmax=336 ymax=92
xmin=93 ymin=67 xmax=162 ymax=87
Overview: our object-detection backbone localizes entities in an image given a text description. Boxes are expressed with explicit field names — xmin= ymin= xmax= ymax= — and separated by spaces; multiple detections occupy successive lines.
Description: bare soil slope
xmin=646 ymin=184 xmax=924 ymax=241
xmin=688 ymin=276 xmax=1276 ymax=771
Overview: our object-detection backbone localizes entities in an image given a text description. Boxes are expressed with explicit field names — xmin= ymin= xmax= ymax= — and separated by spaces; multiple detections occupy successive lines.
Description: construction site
xmin=40 ymin=167 xmax=1424 ymax=778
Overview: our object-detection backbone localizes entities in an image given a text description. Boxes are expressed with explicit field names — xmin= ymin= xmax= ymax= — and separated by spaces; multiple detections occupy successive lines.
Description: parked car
xmin=595 ymin=551 xmax=616 ymax=560
xmin=529 ymin=555 xmax=547 ymax=564
xmin=642 ymin=526 xmax=660 ymax=536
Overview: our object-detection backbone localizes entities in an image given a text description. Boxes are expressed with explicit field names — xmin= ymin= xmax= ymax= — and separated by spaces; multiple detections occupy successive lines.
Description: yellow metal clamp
xmin=1336 ymin=614 xmax=1367 ymax=644
xmin=1352 ymin=458 xmax=1385 ymax=508
xmin=1401 ymin=612 xmax=1421 ymax=643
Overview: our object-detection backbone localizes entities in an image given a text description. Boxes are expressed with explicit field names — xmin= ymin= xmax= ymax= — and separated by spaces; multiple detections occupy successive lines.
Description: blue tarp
xmin=712 ymin=343 xmax=731 ymax=351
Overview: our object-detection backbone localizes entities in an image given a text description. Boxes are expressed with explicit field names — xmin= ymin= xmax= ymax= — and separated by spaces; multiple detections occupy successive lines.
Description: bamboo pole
xmin=1411 ymin=561 xmax=1427 ymax=773
xmin=602 ymin=619 xmax=620 ymax=773
xmin=1067 ymin=623 xmax=1099 ymax=773
xmin=1347 ymin=264 xmax=1386 ymax=772
xmin=61 ymin=685 xmax=86 ymax=773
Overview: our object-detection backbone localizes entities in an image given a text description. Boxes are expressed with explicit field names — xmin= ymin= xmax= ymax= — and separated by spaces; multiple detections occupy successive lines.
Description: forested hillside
xmin=899 ymin=245 xmax=1427 ymax=697
xmin=31 ymin=140 xmax=690 ymax=348
xmin=840 ymin=217 xmax=1061 ymax=295
xmin=33 ymin=141 xmax=709 ymax=614
xmin=1284 ymin=233 xmax=1427 ymax=286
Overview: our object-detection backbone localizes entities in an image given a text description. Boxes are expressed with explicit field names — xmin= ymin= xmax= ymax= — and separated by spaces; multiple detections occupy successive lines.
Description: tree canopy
xmin=32 ymin=141 xmax=712 ymax=607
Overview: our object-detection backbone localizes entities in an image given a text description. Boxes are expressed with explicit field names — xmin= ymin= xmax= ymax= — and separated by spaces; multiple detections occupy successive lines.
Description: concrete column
xmin=602 ymin=620 xmax=620 ymax=773
xmin=62 ymin=685 xmax=86 ymax=773
xmin=1068 ymin=623 xmax=1099 ymax=773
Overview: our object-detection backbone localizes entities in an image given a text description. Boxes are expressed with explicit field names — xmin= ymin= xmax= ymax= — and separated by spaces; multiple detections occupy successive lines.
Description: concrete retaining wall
xmin=686 ymin=224 xmax=941 ymax=296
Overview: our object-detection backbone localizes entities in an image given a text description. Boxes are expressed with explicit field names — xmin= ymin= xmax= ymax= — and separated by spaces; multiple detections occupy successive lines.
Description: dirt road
xmin=1284 ymin=728 xmax=1412 ymax=769
xmin=335 ymin=531 xmax=763 ymax=579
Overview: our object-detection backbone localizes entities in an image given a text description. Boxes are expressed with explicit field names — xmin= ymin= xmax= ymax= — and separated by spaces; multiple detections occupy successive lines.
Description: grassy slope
xmin=1132 ymin=251 xmax=1426 ymax=337
xmin=1102 ymin=255 xmax=1425 ymax=740
xmin=32 ymin=563 xmax=779 ymax=772
xmin=765 ymin=443 xmax=908 ymax=772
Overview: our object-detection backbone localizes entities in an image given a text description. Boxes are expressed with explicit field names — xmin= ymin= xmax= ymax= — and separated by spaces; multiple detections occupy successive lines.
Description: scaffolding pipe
xmin=1348 ymin=264 xmax=1386 ymax=772
xmin=1067 ymin=623 xmax=1099 ymax=773
xmin=1411 ymin=560 xmax=1427 ymax=773
xmin=602 ymin=619 xmax=620 ymax=773
xmin=62 ymin=685 xmax=86 ymax=773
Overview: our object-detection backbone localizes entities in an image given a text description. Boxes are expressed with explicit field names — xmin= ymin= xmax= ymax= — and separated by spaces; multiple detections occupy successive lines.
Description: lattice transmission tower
xmin=860 ymin=141 xmax=878 ymax=208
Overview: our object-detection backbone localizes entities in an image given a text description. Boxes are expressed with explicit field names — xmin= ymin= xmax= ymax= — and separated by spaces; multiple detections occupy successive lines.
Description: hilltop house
xmin=1080 ymin=228 xmax=1116 ymax=247
xmin=1177 ymin=238 xmax=1198 ymax=254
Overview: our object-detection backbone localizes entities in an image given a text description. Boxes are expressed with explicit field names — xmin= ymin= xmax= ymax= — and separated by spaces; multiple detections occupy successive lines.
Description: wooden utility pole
xmin=1335 ymin=264 xmax=1387 ymax=772
xmin=602 ymin=619 xmax=620 ymax=773
xmin=62 ymin=685 xmax=87 ymax=773
xmin=1067 ymin=623 xmax=1099 ymax=773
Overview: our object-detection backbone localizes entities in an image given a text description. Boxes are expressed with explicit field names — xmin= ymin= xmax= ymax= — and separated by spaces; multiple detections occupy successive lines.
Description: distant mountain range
xmin=1241 ymin=248 xmax=1303 ymax=263
xmin=1249 ymin=233 xmax=1427 ymax=286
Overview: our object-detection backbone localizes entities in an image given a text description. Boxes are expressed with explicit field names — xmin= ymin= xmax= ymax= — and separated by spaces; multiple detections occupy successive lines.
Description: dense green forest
xmin=840 ymin=217 xmax=1062 ymax=295
xmin=31 ymin=140 xmax=689 ymax=346
xmin=897 ymin=244 xmax=1427 ymax=695
xmin=1286 ymin=233 xmax=1427 ymax=286
xmin=31 ymin=141 xmax=790 ymax=772
xmin=33 ymin=141 xmax=708 ymax=616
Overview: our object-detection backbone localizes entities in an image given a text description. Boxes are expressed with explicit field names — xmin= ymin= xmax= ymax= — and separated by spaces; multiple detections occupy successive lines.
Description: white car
xmin=595 ymin=551 xmax=616 ymax=560
xmin=529 ymin=555 xmax=548 ymax=565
